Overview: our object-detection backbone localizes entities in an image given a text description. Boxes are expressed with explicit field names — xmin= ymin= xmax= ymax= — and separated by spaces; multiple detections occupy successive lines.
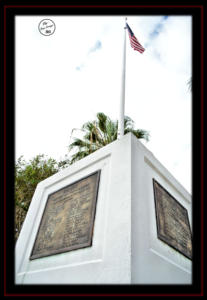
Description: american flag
xmin=126 ymin=23 xmax=145 ymax=54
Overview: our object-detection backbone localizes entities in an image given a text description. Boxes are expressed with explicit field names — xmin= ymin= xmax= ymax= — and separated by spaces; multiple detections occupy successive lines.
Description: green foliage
xmin=69 ymin=112 xmax=149 ymax=164
xmin=15 ymin=113 xmax=149 ymax=242
xmin=15 ymin=154 xmax=70 ymax=241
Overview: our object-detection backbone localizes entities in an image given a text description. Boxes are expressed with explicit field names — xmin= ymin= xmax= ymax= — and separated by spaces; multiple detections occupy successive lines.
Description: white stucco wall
xmin=131 ymin=134 xmax=192 ymax=284
xmin=15 ymin=133 xmax=192 ymax=284
xmin=15 ymin=133 xmax=132 ymax=284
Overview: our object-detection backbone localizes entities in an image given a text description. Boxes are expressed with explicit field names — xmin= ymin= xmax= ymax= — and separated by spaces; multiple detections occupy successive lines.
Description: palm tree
xmin=69 ymin=113 xmax=149 ymax=164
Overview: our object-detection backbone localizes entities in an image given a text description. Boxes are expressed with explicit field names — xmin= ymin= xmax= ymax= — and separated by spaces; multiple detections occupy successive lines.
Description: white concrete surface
xmin=131 ymin=134 xmax=192 ymax=284
xmin=15 ymin=133 xmax=192 ymax=284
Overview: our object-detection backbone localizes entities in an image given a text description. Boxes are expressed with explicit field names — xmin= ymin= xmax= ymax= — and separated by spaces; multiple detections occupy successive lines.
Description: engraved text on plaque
xmin=153 ymin=179 xmax=192 ymax=259
xmin=30 ymin=171 xmax=101 ymax=260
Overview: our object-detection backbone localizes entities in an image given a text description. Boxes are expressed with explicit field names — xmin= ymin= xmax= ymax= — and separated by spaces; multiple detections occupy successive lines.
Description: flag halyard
xmin=126 ymin=23 xmax=145 ymax=54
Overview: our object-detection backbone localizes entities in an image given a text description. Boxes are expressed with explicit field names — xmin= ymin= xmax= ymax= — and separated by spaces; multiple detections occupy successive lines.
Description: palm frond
xmin=125 ymin=128 xmax=150 ymax=141
xmin=68 ymin=113 xmax=149 ymax=164
xmin=124 ymin=116 xmax=134 ymax=129
xmin=97 ymin=112 xmax=108 ymax=134
xmin=105 ymin=119 xmax=117 ymax=143
xmin=83 ymin=126 xmax=104 ymax=147
xmin=70 ymin=150 xmax=90 ymax=164
xmin=68 ymin=138 xmax=91 ymax=150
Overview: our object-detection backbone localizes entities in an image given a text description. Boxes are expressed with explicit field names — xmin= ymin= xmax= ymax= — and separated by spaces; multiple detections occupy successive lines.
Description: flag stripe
xmin=130 ymin=39 xmax=144 ymax=50
xmin=129 ymin=35 xmax=145 ymax=52
xmin=126 ymin=23 xmax=145 ymax=53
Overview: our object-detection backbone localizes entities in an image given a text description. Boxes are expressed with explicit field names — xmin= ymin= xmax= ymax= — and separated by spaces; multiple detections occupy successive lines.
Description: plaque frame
xmin=153 ymin=178 xmax=192 ymax=260
xmin=30 ymin=170 xmax=101 ymax=260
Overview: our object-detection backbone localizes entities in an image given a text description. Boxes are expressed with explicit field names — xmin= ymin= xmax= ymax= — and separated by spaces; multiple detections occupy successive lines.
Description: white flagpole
xmin=118 ymin=17 xmax=127 ymax=140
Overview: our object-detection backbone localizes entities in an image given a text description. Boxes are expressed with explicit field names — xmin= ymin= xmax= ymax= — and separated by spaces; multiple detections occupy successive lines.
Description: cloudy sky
xmin=15 ymin=16 xmax=192 ymax=193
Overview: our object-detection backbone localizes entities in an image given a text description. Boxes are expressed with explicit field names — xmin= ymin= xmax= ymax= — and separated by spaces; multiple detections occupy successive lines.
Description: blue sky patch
xmin=149 ymin=16 xmax=169 ymax=39
xmin=88 ymin=40 xmax=102 ymax=54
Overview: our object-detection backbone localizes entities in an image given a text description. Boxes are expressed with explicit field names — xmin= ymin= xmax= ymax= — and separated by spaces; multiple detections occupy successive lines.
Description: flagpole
xmin=118 ymin=17 xmax=127 ymax=140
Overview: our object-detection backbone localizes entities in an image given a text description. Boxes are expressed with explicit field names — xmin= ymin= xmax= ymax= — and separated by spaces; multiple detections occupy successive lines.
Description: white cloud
xmin=15 ymin=15 xmax=192 ymax=193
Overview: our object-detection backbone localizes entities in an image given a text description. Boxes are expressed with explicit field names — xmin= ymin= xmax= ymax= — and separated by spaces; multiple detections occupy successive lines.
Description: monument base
xmin=15 ymin=133 xmax=192 ymax=284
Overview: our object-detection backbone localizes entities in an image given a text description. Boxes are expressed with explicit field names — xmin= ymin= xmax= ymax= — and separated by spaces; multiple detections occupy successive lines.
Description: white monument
xmin=15 ymin=133 xmax=192 ymax=284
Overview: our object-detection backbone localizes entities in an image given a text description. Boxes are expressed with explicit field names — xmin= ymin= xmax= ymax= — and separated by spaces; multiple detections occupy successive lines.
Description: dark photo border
xmin=1 ymin=1 xmax=204 ymax=297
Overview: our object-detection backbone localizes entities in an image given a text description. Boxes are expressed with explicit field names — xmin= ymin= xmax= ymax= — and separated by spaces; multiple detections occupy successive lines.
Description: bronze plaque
xmin=30 ymin=171 xmax=101 ymax=260
xmin=153 ymin=179 xmax=192 ymax=259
